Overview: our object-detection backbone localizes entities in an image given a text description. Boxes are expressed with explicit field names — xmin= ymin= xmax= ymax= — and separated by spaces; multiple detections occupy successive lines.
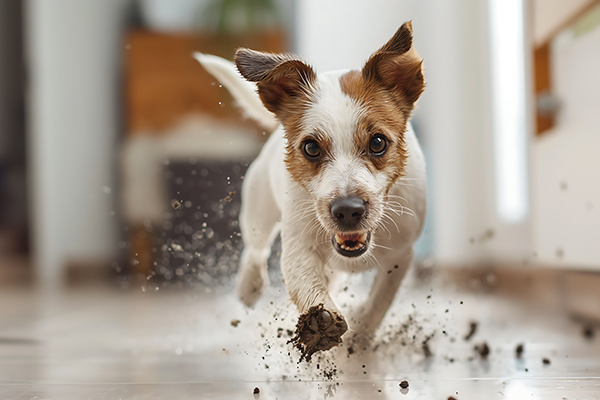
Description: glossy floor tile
xmin=0 ymin=269 xmax=599 ymax=399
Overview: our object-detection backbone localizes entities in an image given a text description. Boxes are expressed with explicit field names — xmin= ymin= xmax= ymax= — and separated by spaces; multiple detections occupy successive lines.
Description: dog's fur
xmin=195 ymin=21 xmax=427 ymax=347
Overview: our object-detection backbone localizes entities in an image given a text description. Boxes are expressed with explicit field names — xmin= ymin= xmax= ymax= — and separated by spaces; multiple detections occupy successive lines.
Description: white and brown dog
xmin=195 ymin=21 xmax=426 ymax=361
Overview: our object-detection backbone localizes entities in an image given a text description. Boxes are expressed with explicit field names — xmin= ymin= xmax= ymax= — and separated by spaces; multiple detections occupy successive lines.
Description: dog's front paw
xmin=288 ymin=304 xmax=348 ymax=362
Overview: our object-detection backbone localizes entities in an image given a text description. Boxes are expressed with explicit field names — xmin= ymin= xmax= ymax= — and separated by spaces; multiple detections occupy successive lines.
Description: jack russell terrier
xmin=195 ymin=21 xmax=426 ymax=361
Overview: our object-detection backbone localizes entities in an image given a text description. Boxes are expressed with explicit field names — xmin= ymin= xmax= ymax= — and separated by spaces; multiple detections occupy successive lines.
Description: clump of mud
xmin=288 ymin=304 xmax=348 ymax=362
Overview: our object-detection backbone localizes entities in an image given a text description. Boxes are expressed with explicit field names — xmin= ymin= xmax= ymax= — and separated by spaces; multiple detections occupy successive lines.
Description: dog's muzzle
xmin=329 ymin=196 xmax=370 ymax=257
xmin=332 ymin=231 xmax=371 ymax=257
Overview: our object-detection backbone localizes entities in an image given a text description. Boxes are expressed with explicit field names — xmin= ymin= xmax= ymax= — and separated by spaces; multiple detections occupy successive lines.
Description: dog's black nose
xmin=330 ymin=196 xmax=366 ymax=228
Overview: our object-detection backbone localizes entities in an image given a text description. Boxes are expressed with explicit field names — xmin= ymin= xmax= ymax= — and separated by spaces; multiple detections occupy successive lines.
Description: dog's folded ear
xmin=235 ymin=48 xmax=316 ymax=122
xmin=363 ymin=21 xmax=425 ymax=105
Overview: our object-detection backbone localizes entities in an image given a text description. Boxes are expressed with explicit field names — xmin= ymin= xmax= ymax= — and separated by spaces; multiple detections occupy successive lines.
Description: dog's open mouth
xmin=332 ymin=231 xmax=371 ymax=257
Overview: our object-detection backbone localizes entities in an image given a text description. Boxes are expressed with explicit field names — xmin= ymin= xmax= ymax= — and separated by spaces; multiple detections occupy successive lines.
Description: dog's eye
xmin=303 ymin=140 xmax=321 ymax=160
xmin=369 ymin=135 xmax=387 ymax=155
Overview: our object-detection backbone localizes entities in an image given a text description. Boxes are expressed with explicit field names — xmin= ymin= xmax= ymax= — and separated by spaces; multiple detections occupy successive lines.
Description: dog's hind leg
xmin=236 ymin=153 xmax=280 ymax=307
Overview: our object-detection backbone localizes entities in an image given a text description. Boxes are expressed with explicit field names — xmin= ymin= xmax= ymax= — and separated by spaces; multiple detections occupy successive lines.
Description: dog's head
xmin=235 ymin=22 xmax=425 ymax=258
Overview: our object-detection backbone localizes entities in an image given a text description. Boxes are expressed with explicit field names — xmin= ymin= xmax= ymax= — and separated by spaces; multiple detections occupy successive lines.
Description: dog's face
xmin=235 ymin=22 xmax=425 ymax=258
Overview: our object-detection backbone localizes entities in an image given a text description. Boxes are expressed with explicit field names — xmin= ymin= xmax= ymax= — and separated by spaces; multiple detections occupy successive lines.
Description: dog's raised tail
xmin=193 ymin=52 xmax=279 ymax=132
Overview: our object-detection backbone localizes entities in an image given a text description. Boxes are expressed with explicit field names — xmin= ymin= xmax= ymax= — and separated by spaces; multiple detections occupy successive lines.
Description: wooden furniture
xmin=122 ymin=29 xmax=286 ymax=279
xmin=125 ymin=29 xmax=285 ymax=134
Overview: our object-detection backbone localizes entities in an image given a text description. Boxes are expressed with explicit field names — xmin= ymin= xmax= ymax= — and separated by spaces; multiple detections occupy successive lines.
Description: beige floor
xmin=0 ymin=268 xmax=599 ymax=400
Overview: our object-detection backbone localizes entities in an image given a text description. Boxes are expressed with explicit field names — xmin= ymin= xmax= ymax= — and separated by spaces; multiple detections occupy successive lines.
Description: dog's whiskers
xmin=300 ymin=215 xmax=320 ymax=238
xmin=372 ymin=243 xmax=393 ymax=251
xmin=287 ymin=204 xmax=317 ymax=225
xmin=385 ymin=202 xmax=416 ymax=218
xmin=365 ymin=252 xmax=384 ymax=272
xmin=381 ymin=212 xmax=401 ymax=233
xmin=386 ymin=194 xmax=411 ymax=204
xmin=373 ymin=218 xmax=392 ymax=239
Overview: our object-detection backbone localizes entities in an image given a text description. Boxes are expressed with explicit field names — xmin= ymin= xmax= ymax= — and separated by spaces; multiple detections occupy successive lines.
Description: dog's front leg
xmin=280 ymin=224 xmax=348 ymax=361
xmin=349 ymin=247 xmax=413 ymax=347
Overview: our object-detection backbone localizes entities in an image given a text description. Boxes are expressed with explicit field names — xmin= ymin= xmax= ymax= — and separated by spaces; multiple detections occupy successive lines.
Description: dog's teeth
xmin=335 ymin=231 xmax=369 ymax=252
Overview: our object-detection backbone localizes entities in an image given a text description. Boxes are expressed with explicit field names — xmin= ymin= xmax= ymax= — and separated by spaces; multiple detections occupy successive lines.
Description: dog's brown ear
xmin=235 ymin=48 xmax=316 ymax=121
xmin=363 ymin=21 xmax=425 ymax=105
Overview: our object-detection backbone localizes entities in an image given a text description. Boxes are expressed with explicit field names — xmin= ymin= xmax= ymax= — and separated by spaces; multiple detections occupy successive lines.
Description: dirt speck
xmin=464 ymin=321 xmax=478 ymax=341
xmin=422 ymin=335 xmax=433 ymax=358
xmin=543 ymin=357 xmax=551 ymax=365
xmin=583 ymin=326 xmax=594 ymax=340
xmin=288 ymin=304 xmax=348 ymax=362
xmin=400 ymin=380 xmax=409 ymax=389
xmin=474 ymin=342 xmax=490 ymax=359
xmin=230 ymin=319 xmax=240 ymax=327
xmin=253 ymin=386 xmax=260 ymax=394
xmin=515 ymin=343 xmax=524 ymax=358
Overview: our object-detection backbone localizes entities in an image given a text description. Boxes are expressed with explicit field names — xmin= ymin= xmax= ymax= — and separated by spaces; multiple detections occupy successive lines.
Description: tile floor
xmin=0 ymin=268 xmax=599 ymax=400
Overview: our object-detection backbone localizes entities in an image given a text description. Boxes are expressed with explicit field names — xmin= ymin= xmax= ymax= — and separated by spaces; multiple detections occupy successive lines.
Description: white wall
xmin=532 ymin=23 xmax=600 ymax=269
xmin=533 ymin=0 xmax=596 ymax=46
xmin=294 ymin=0 xmax=534 ymax=265
xmin=295 ymin=0 xmax=410 ymax=73
xmin=26 ymin=0 xmax=130 ymax=288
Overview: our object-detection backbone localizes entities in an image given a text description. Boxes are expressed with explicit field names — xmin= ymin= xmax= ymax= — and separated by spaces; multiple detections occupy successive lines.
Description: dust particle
xmin=515 ymin=343 xmax=524 ymax=358
xmin=474 ymin=342 xmax=490 ymax=359
xmin=560 ymin=181 xmax=568 ymax=190
xmin=464 ymin=321 xmax=478 ymax=341
xmin=583 ymin=326 xmax=594 ymax=340
xmin=253 ymin=387 xmax=260 ymax=394
xmin=171 ymin=199 xmax=181 ymax=209
xmin=422 ymin=342 xmax=432 ymax=357
xmin=543 ymin=357 xmax=551 ymax=365
xmin=400 ymin=380 xmax=409 ymax=389
xmin=231 ymin=319 xmax=240 ymax=327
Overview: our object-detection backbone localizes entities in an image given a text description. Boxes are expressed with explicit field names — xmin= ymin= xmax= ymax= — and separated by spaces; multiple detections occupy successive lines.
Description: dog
xmin=195 ymin=21 xmax=426 ymax=361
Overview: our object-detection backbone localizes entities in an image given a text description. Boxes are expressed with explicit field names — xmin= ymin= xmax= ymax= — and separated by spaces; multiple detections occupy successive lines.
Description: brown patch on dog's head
xmin=285 ymin=128 xmax=334 ymax=189
xmin=340 ymin=21 xmax=425 ymax=190
xmin=363 ymin=21 xmax=425 ymax=108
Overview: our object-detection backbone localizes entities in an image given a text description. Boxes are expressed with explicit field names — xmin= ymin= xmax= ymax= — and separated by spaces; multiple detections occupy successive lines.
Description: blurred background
xmin=1 ymin=0 xmax=600 ymax=398
xmin=1 ymin=0 xmax=598 ymax=299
